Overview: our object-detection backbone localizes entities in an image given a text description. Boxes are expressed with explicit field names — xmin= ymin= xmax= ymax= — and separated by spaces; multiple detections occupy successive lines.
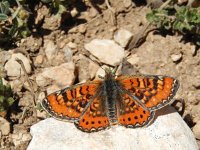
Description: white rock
xmin=171 ymin=53 xmax=182 ymax=62
xmin=127 ymin=54 xmax=140 ymax=65
xmin=114 ymin=29 xmax=133 ymax=47
xmin=36 ymin=62 xmax=75 ymax=89
xmin=63 ymin=46 xmax=73 ymax=62
xmin=4 ymin=53 xmax=31 ymax=77
xmin=85 ymin=39 xmax=125 ymax=66
xmin=44 ymin=40 xmax=57 ymax=60
xmin=0 ymin=117 xmax=10 ymax=135
xmin=27 ymin=107 xmax=198 ymax=150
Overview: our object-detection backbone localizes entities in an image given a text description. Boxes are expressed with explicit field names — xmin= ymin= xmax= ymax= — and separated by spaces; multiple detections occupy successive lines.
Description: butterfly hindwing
xmin=42 ymin=81 xmax=101 ymax=121
xmin=117 ymin=93 xmax=155 ymax=128
xmin=74 ymin=95 xmax=110 ymax=132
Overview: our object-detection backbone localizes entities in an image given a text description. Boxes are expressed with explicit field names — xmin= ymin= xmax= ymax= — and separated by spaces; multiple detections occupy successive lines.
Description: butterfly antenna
xmin=112 ymin=64 xmax=120 ymax=75
xmin=82 ymin=51 xmax=104 ymax=67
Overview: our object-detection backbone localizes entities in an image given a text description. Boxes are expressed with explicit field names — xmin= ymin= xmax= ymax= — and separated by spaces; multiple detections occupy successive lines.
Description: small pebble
xmin=114 ymin=29 xmax=133 ymax=48
xmin=170 ymin=53 xmax=182 ymax=62
xmin=0 ymin=117 xmax=10 ymax=135
xmin=123 ymin=0 xmax=132 ymax=8
xmin=84 ymin=39 xmax=125 ymax=66
xmin=78 ymin=24 xmax=87 ymax=34
xmin=67 ymin=42 xmax=77 ymax=49
xmin=35 ymin=55 xmax=44 ymax=64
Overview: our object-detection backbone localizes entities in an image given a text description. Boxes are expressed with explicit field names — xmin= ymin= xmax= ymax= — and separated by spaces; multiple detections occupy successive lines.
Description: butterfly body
xmin=42 ymin=69 xmax=179 ymax=132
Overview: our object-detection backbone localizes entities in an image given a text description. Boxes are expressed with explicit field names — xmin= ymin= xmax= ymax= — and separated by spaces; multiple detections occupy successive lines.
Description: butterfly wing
xmin=117 ymin=93 xmax=155 ymax=128
xmin=42 ymin=81 xmax=101 ymax=121
xmin=74 ymin=95 xmax=110 ymax=132
xmin=116 ymin=75 xmax=179 ymax=127
xmin=117 ymin=75 xmax=179 ymax=111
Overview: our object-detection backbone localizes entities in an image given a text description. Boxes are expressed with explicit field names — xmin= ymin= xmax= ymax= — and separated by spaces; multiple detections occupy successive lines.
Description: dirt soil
xmin=0 ymin=0 xmax=200 ymax=149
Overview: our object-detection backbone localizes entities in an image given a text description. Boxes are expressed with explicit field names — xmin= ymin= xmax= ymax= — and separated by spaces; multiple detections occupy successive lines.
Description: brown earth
xmin=0 ymin=0 xmax=200 ymax=149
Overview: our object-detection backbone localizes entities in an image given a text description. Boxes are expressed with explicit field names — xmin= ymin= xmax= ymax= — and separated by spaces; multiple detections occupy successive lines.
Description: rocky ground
xmin=0 ymin=0 xmax=200 ymax=149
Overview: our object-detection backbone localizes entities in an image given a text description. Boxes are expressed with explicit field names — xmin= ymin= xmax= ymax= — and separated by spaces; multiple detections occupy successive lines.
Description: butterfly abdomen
xmin=104 ymin=79 xmax=119 ymax=125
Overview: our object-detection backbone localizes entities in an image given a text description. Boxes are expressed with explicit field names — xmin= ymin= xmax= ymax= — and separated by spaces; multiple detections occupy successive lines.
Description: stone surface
xmin=36 ymin=62 xmax=75 ymax=90
xmin=63 ymin=46 xmax=73 ymax=62
xmin=191 ymin=104 xmax=200 ymax=118
xmin=67 ymin=42 xmax=77 ymax=49
xmin=88 ymin=7 xmax=98 ymax=18
xmin=127 ymin=54 xmax=140 ymax=65
xmin=170 ymin=53 xmax=182 ymax=62
xmin=10 ymin=80 xmax=23 ymax=92
xmin=27 ymin=107 xmax=198 ymax=150
xmin=44 ymin=39 xmax=57 ymax=60
xmin=84 ymin=39 xmax=125 ymax=66
xmin=95 ymin=65 xmax=107 ymax=79
xmin=0 ymin=51 xmax=11 ymax=66
xmin=78 ymin=24 xmax=87 ymax=34
xmin=75 ymin=54 xmax=99 ymax=82
xmin=35 ymin=55 xmax=44 ymax=64
xmin=0 ymin=117 xmax=10 ymax=135
xmin=12 ymin=132 xmax=32 ymax=146
xmin=70 ymin=8 xmax=78 ymax=17
xmin=193 ymin=121 xmax=200 ymax=140
xmin=21 ymin=36 xmax=42 ymax=52
xmin=114 ymin=29 xmax=133 ymax=47
xmin=192 ymin=75 xmax=200 ymax=89
xmin=123 ymin=0 xmax=132 ymax=8
xmin=4 ymin=53 xmax=31 ymax=77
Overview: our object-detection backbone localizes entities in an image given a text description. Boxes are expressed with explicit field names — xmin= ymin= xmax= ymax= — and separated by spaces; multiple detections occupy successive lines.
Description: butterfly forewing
xmin=42 ymin=81 xmax=101 ymax=121
xmin=117 ymin=75 xmax=179 ymax=111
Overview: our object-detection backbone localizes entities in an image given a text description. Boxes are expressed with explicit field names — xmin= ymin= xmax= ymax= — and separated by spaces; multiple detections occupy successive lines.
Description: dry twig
xmin=15 ymin=58 xmax=36 ymax=106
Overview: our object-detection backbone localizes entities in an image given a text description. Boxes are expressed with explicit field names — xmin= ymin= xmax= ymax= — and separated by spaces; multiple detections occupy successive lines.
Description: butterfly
xmin=42 ymin=68 xmax=179 ymax=132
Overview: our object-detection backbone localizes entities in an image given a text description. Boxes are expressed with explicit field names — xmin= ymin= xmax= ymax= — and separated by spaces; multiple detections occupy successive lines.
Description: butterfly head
xmin=97 ymin=67 xmax=117 ymax=80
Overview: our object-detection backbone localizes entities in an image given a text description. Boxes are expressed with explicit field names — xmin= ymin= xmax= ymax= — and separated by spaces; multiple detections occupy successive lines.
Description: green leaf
xmin=0 ymin=107 xmax=5 ymax=113
xmin=41 ymin=0 xmax=52 ymax=3
xmin=0 ymin=1 xmax=10 ymax=14
xmin=8 ymin=22 xmax=18 ymax=37
xmin=21 ymin=27 xmax=31 ymax=38
xmin=0 ymin=13 xmax=8 ymax=21
xmin=0 ymin=95 xmax=4 ymax=103
xmin=7 ymin=97 xmax=15 ymax=106
xmin=0 ymin=78 xmax=3 ymax=85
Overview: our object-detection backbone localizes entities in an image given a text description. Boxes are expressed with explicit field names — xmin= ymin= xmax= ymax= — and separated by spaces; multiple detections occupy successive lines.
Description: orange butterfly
xmin=42 ymin=68 xmax=179 ymax=132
